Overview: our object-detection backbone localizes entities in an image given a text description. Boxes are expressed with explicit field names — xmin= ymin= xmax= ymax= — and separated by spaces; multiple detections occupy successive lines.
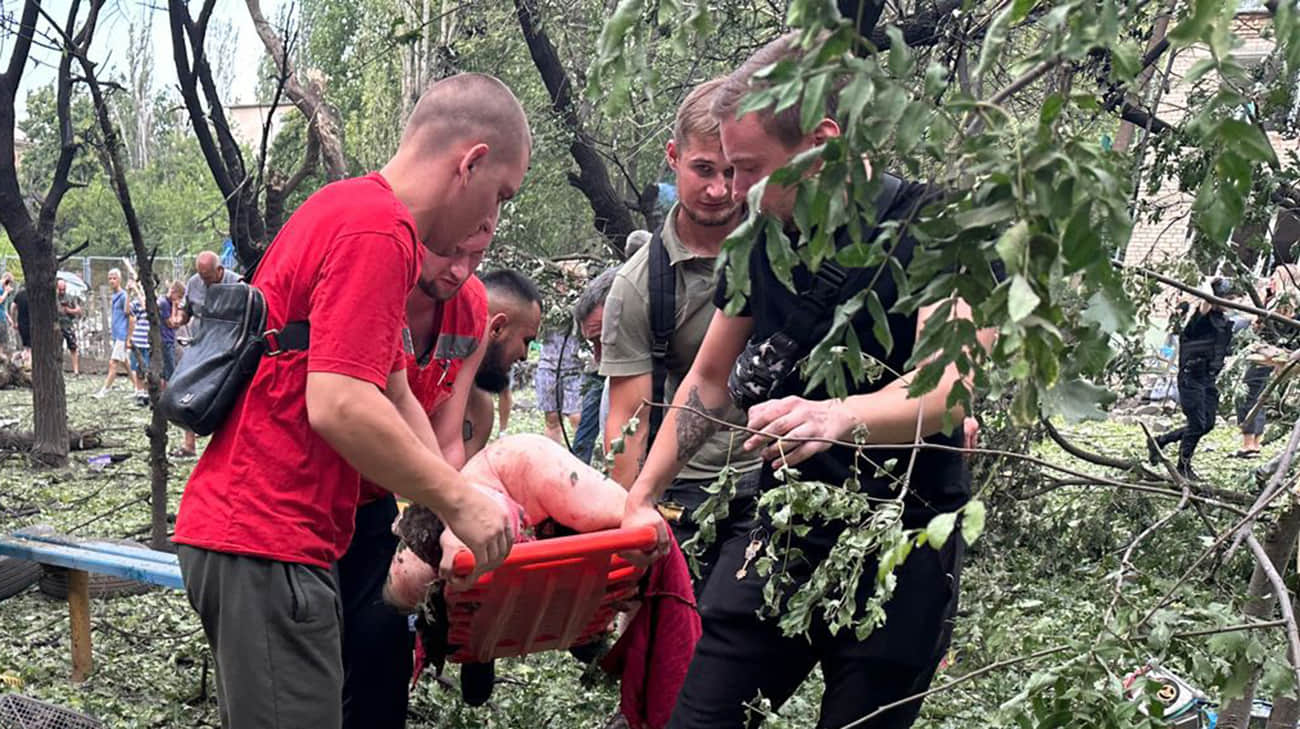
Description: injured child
xmin=383 ymin=434 xmax=699 ymax=727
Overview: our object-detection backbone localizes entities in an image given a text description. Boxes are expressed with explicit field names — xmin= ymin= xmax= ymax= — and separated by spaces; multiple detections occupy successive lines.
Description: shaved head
xmin=401 ymin=73 xmax=531 ymax=168
xmin=195 ymin=250 xmax=225 ymax=286
xmin=385 ymin=73 xmax=532 ymax=256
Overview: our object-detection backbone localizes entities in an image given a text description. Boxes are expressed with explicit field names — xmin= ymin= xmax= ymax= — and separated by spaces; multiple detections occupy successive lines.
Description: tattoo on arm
xmin=674 ymin=386 xmax=728 ymax=465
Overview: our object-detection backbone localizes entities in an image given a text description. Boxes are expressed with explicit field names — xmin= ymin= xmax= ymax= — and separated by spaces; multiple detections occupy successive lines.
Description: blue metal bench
xmin=0 ymin=528 xmax=181 ymax=681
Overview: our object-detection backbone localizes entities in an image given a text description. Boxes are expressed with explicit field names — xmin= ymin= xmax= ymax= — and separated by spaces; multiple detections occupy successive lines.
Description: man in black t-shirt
xmin=621 ymin=33 xmax=992 ymax=729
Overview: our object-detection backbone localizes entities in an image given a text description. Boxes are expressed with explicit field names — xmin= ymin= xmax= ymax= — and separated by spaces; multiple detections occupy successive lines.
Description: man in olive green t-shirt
xmin=600 ymin=77 xmax=761 ymax=589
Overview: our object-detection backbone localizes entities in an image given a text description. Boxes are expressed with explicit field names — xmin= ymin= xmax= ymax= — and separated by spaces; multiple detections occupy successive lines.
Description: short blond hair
xmin=712 ymin=31 xmax=837 ymax=149
xmin=673 ymin=77 xmax=726 ymax=149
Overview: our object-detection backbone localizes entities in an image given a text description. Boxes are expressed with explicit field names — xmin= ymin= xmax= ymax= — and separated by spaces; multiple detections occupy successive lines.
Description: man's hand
xmin=441 ymin=483 xmax=518 ymax=589
xmin=619 ymin=497 xmax=669 ymax=567
xmin=743 ymin=396 xmax=857 ymax=467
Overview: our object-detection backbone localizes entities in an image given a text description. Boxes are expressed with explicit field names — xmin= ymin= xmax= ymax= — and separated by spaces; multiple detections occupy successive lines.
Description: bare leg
xmin=543 ymin=411 xmax=563 ymax=444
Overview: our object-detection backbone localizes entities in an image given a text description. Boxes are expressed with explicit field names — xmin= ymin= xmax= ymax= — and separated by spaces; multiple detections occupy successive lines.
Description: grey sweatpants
xmin=178 ymin=545 xmax=344 ymax=729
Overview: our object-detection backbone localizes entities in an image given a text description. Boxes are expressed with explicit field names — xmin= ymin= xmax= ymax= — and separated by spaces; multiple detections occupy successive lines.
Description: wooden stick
xmin=67 ymin=568 xmax=92 ymax=682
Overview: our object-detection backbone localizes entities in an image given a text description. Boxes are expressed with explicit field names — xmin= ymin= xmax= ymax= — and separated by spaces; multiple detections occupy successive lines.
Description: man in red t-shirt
xmin=171 ymin=73 xmax=531 ymax=729
xmin=338 ymin=214 xmax=526 ymax=729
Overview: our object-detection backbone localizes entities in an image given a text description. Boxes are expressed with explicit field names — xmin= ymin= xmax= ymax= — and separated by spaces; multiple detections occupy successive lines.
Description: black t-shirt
xmin=716 ymin=180 xmax=970 ymax=539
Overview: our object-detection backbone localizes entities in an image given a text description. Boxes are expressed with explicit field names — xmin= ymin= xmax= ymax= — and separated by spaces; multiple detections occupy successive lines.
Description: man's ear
xmin=457 ymin=143 xmax=491 ymax=182
xmin=810 ymin=118 xmax=841 ymax=145
xmin=665 ymin=139 xmax=680 ymax=172
xmin=487 ymin=311 xmax=509 ymax=336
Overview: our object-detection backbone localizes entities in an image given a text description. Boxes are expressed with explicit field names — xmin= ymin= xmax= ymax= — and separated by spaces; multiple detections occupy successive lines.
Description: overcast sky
xmin=4 ymin=0 xmax=277 ymax=123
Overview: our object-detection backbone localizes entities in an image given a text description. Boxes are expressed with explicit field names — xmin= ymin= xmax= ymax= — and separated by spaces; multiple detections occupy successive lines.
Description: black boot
xmin=1176 ymin=461 xmax=1203 ymax=482
xmin=460 ymin=660 xmax=495 ymax=706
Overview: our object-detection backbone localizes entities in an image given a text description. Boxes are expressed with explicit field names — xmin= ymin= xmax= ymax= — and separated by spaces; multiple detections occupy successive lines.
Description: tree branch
xmin=1245 ymin=533 xmax=1300 ymax=697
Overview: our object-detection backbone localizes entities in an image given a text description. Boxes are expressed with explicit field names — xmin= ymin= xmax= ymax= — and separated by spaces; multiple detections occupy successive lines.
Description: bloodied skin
xmin=384 ymin=434 xmax=627 ymax=610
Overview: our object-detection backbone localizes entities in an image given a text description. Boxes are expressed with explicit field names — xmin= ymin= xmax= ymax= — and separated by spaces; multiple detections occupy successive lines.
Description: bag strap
xmin=262 ymin=321 xmax=310 ymax=356
xmin=646 ymin=228 xmax=675 ymax=447
xmin=779 ymin=172 xmax=904 ymax=351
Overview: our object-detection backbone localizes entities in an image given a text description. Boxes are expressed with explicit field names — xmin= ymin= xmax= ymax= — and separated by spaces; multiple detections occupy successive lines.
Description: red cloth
xmin=602 ymin=539 xmax=701 ymax=729
xmin=359 ymin=275 xmax=488 ymax=504
xmin=174 ymin=173 xmax=420 ymax=568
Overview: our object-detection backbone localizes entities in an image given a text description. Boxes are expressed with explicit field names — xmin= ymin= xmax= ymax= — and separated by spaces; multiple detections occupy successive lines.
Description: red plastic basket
xmin=444 ymin=526 xmax=658 ymax=663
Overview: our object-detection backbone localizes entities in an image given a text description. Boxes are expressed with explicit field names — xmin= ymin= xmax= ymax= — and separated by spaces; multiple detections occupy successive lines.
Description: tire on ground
xmin=0 ymin=555 xmax=42 ymax=601
xmin=36 ymin=538 xmax=158 ymax=600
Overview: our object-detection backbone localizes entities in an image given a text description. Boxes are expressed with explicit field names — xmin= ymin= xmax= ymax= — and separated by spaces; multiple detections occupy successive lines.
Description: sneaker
xmin=134 ymin=393 xmax=149 ymax=408
xmin=92 ymin=389 xmax=108 ymax=399
xmin=1176 ymin=463 xmax=1204 ymax=482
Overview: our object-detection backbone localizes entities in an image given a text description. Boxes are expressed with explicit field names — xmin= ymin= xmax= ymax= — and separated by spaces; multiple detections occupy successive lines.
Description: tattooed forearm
xmin=674 ymin=386 xmax=729 ymax=465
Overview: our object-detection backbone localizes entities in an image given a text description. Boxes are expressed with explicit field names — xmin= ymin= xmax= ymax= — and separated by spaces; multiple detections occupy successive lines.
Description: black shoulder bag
xmin=646 ymin=228 xmax=675 ymax=447
xmin=159 ymin=283 xmax=309 ymax=436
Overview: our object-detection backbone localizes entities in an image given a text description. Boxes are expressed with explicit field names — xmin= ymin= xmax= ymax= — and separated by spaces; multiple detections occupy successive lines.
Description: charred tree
xmin=167 ymin=0 xmax=321 ymax=269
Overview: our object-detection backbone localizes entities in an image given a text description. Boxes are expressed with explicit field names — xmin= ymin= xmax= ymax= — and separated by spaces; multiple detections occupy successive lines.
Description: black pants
xmin=660 ymin=470 xmax=761 ymax=593
xmin=1237 ymin=364 xmax=1271 ymax=436
xmin=337 ymin=495 xmax=414 ymax=729
xmin=668 ymin=507 xmax=962 ymax=729
xmin=1156 ymin=357 xmax=1219 ymax=466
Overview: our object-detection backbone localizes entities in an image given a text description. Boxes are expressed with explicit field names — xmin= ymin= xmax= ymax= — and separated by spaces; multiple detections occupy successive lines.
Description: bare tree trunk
xmin=1217 ymin=500 xmax=1300 ymax=728
xmin=0 ymin=0 xmax=94 ymax=469
xmin=245 ymin=0 xmax=347 ymax=181
xmin=75 ymin=40 xmax=172 ymax=551
xmin=515 ymin=0 xmax=640 ymax=255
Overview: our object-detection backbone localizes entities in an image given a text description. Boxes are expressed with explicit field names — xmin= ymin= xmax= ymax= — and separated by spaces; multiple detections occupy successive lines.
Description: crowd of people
xmin=152 ymin=34 xmax=991 ymax=729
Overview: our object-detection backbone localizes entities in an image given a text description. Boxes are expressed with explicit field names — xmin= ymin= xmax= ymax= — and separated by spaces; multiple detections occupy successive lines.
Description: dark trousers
xmin=660 ymin=470 xmax=760 ymax=594
xmin=667 ymin=512 xmax=961 ymax=729
xmin=337 ymin=495 xmax=414 ymax=729
xmin=1237 ymin=364 xmax=1271 ymax=436
xmin=570 ymin=373 xmax=604 ymax=465
xmin=1156 ymin=357 xmax=1219 ymax=466
xmin=178 ymin=545 xmax=344 ymax=729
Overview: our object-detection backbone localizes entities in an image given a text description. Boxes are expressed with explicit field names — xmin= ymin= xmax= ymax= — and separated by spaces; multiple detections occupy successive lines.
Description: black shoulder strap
xmin=647 ymin=228 xmax=675 ymax=447
xmin=781 ymin=172 xmax=905 ymax=350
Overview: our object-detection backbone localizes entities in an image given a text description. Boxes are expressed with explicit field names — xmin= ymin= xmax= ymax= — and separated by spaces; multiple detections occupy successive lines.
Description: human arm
xmin=604 ymin=373 xmax=652 ymax=489
xmin=306 ymin=371 xmax=509 ymax=583
xmin=744 ymin=298 xmax=994 ymax=466
xmin=622 ymin=310 xmax=753 ymax=562
xmin=432 ymin=338 xmax=488 ymax=470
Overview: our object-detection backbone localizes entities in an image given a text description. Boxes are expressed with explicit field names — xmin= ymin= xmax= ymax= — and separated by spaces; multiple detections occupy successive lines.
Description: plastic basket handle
xmin=451 ymin=526 xmax=660 ymax=577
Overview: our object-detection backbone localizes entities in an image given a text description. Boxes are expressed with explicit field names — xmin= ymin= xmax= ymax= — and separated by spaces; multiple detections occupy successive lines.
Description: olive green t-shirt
xmin=599 ymin=205 xmax=761 ymax=481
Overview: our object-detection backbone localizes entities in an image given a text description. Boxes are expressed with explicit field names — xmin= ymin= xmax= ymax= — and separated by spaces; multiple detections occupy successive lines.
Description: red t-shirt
xmin=358 ymin=275 xmax=488 ymax=504
xmin=173 ymin=173 xmax=420 ymax=568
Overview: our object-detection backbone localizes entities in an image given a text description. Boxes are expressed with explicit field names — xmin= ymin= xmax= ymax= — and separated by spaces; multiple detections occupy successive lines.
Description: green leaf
xmin=886 ymin=26 xmax=912 ymax=76
xmin=1080 ymin=289 xmax=1134 ymax=334
xmin=961 ymin=500 xmax=986 ymax=546
xmin=1218 ymin=119 xmax=1278 ymax=167
xmin=895 ymin=100 xmax=929 ymax=155
xmin=1039 ymin=93 xmax=1064 ymax=127
xmin=1008 ymin=276 xmax=1040 ymax=322
xmin=953 ymin=199 xmax=1015 ymax=230
xmin=976 ymin=3 xmax=1015 ymax=85
xmin=925 ymin=512 xmax=957 ymax=550
xmin=765 ymin=220 xmax=798 ymax=293
xmin=1040 ymin=378 xmax=1116 ymax=422
xmin=1010 ymin=0 xmax=1037 ymax=23
xmin=995 ymin=221 xmax=1029 ymax=274
xmin=1110 ymin=41 xmax=1141 ymax=81
xmin=800 ymin=71 xmax=831 ymax=133
xmin=1168 ymin=0 xmax=1220 ymax=46
xmin=866 ymin=290 xmax=894 ymax=354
